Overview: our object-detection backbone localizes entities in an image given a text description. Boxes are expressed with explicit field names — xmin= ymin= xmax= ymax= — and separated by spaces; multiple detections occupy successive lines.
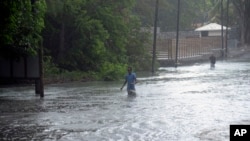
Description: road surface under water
xmin=1 ymin=60 xmax=250 ymax=141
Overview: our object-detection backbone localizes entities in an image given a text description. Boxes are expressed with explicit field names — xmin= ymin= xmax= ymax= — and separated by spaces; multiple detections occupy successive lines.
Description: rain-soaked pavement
xmin=1 ymin=60 xmax=250 ymax=141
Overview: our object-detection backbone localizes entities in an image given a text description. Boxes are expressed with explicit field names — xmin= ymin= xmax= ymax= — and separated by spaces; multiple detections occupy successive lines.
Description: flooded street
xmin=1 ymin=60 xmax=250 ymax=141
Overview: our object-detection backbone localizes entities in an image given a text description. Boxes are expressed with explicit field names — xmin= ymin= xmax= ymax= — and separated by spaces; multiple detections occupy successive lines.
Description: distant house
xmin=195 ymin=23 xmax=230 ymax=37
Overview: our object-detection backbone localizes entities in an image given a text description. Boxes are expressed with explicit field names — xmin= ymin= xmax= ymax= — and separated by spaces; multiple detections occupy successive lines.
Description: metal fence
xmin=156 ymin=36 xmax=223 ymax=60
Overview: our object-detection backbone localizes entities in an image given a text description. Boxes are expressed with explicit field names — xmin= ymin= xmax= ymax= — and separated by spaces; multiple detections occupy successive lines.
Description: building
xmin=195 ymin=23 xmax=230 ymax=37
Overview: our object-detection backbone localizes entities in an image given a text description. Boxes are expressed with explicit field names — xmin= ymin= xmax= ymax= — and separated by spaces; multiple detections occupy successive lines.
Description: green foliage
xmin=43 ymin=0 xmax=152 ymax=80
xmin=0 ymin=0 xmax=46 ymax=58
xmin=43 ymin=56 xmax=60 ymax=76
xmin=125 ymin=16 xmax=152 ymax=71
xmin=44 ymin=55 xmax=98 ymax=82
xmin=99 ymin=62 xmax=127 ymax=81
xmin=64 ymin=17 xmax=109 ymax=71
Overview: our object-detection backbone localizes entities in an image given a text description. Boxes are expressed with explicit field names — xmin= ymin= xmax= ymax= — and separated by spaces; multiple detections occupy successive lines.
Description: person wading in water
xmin=120 ymin=67 xmax=137 ymax=95
xmin=209 ymin=54 xmax=216 ymax=69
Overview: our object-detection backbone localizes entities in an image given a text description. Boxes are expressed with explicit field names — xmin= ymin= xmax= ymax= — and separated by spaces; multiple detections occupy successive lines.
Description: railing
xmin=154 ymin=36 xmax=223 ymax=60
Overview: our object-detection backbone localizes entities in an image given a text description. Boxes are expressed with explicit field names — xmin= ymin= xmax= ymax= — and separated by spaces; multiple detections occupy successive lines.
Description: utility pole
xmin=175 ymin=0 xmax=180 ymax=68
xmin=225 ymin=0 xmax=229 ymax=58
xmin=152 ymin=0 xmax=159 ymax=74
xmin=221 ymin=0 xmax=224 ymax=58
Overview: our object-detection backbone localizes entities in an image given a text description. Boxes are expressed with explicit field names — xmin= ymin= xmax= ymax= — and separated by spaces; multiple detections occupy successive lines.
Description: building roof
xmin=195 ymin=23 xmax=230 ymax=31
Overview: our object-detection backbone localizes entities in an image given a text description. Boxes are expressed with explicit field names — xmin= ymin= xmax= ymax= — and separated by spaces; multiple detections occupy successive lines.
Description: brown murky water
xmin=1 ymin=60 xmax=250 ymax=141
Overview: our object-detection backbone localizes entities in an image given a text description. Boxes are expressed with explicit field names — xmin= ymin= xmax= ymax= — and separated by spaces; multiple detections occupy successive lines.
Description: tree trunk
xmin=232 ymin=1 xmax=246 ymax=46
xmin=244 ymin=1 xmax=250 ymax=45
xmin=240 ymin=18 xmax=245 ymax=46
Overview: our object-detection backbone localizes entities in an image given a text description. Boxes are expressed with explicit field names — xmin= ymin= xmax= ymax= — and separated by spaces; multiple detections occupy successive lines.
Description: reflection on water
xmin=1 ymin=61 xmax=250 ymax=141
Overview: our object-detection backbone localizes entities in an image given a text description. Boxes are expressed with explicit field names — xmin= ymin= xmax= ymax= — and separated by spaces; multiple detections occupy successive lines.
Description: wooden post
xmin=38 ymin=40 xmax=44 ymax=97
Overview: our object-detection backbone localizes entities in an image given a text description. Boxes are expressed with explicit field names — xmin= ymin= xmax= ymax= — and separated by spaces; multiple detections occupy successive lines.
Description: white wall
xmin=208 ymin=31 xmax=225 ymax=36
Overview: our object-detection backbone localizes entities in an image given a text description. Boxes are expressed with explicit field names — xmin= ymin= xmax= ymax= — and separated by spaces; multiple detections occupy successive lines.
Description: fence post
xmin=152 ymin=0 xmax=159 ymax=74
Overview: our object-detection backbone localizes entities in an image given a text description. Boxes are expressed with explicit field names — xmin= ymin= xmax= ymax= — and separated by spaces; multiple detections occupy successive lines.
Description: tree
xmin=43 ymin=0 xmax=151 ymax=80
xmin=134 ymin=0 xmax=217 ymax=31
xmin=0 ymin=0 xmax=46 ymax=58
xmin=232 ymin=0 xmax=250 ymax=45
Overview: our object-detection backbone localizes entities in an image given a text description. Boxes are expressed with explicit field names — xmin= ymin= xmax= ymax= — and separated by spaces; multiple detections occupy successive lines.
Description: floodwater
xmin=1 ymin=60 xmax=250 ymax=141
